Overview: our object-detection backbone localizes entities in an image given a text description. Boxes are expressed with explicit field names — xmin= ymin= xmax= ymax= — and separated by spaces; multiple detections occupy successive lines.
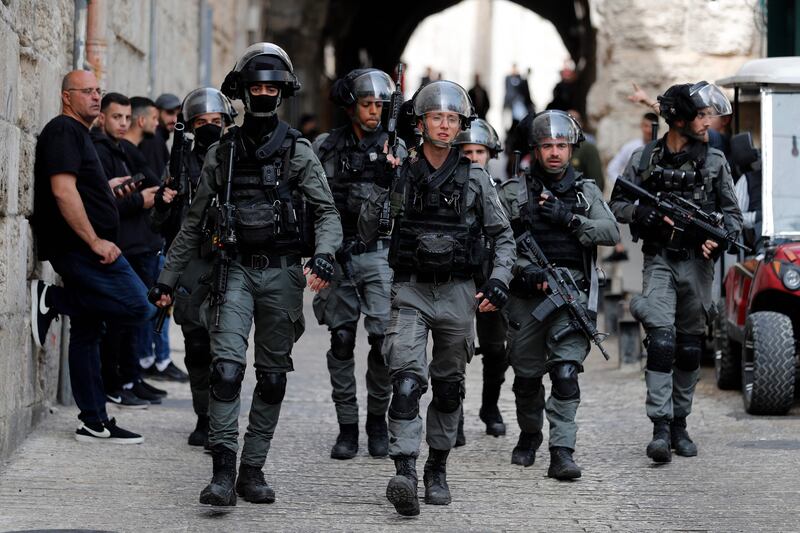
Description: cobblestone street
xmin=1 ymin=283 xmax=799 ymax=532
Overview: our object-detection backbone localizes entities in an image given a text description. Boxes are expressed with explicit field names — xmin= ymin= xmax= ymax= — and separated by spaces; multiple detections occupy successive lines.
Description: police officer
xmin=452 ymin=119 xmax=509 ymax=441
xmin=609 ymin=82 xmax=742 ymax=463
xmin=312 ymin=69 xmax=405 ymax=460
xmin=500 ymin=110 xmax=619 ymax=480
xmin=359 ymin=81 xmax=516 ymax=516
xmin=151 ymin=43 xmax=342 ymax=506
xmin=150 ymin=87 xmax=235 ymax=447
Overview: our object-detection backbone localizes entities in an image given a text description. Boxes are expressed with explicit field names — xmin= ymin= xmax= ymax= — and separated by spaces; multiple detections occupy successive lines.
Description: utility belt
xmin=642 ymin=243 xmax=700 ymax=261
xmin=235 ymin=250 xmax=302 ymax=270
xmin=345 ymin=237 xmax=390 ymax=256
xmin=392 ymin=270 xmax=471 ymax=284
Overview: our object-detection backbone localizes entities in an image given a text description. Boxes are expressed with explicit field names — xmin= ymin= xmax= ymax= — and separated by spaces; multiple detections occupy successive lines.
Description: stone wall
xmin=588 ymin=0 xmax=763 ymax=163
xmin=0 ymin=0 xmax=259 ymax=460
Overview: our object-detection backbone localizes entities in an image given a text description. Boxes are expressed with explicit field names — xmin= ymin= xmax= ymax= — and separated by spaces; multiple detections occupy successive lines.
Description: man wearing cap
xmin=140 ymin=93 xmax=181 ymax=178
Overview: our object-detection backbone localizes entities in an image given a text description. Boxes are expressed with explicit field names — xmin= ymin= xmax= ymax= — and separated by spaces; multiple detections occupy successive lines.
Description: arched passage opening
xmin=322 ymin=0 xmax=596 ymax=120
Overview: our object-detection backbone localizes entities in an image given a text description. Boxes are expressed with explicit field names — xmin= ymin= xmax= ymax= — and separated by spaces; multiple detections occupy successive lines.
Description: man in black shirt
xmin=122 ymin=96 xmax=189 ymax=382
xmin=139 ymin=93 xmax=181 ymax=178
xmin=31 ymin=70 xmax=152 ymax=443
xmin=92 ymin=93 xmax=167 ymax=407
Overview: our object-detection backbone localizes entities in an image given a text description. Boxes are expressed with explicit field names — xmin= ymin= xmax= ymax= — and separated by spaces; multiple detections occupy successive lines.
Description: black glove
xmin=633 ymin=205 xmax=660 ymax=228
xmin=305 ymin=253 xmax=335 ymax=282
xmin=540 ymin=195 xmax=574 ymax=227
xmin=153 ymin=185 xmax=171 ymax=212
xmin=147 ymin=283 xmax=173 ymax=305
xmin=520 ymin=265 xmax=547 ymax=291
xmin=479 ymin=278 xmax=510 ymax=309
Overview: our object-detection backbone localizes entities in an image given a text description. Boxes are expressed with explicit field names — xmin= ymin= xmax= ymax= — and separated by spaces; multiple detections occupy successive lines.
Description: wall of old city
xmin=0 ymin=0 xmax=260 ymax=460
xmin=588 ymin=0 xmax=763 ymax=164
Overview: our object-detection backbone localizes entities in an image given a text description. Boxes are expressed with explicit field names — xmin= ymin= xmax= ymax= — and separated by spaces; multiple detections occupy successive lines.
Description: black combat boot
xmin=547 ymin=447 xmax=582 ymax=480
xmin=365 ymin=413 xmax=389 ymax=458
xmin=386 ymin=455 xmax=419 ymax=516
xmin=670 ymin=417 xmax=698 ymax=457
xmin=235 ymin=464 xmax=276 ymax=503
xmin=646 ymin=420 xmax=672 ymax=463
xmin=423 ymin=448 xmax=451 ymax=505
xmin=511 ymin=431 xmax=543 ymax=467
xmin=188 ymin=415 xmax=209 ymax=447
xmin=479 ymin=381 xmax=506 ymax=436
xmin=330 ymin=423 xmax=359 ymax=459
xmin=455 ymin=413 xmax=466 ymax=447
xmin=199 ymin=446 xmax=237 ymax=506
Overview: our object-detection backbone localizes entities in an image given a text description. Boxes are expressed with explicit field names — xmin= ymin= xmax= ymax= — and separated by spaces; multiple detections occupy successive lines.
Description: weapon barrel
xmin=154 ymin=306 xmax=169 ymax=334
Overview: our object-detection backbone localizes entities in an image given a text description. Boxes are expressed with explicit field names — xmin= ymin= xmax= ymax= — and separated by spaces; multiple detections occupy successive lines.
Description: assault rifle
xmin=163 ymin=116 xmax=190 ymax=200
xmin=613 ymin=177 xmax=751 ymax=258
xmin=516 ymin=231 xmax=611 ymax=361
xmin=209 ymin=140 xmax=238 ymax=326
xmin=378 ymin=63 xmax=404 ymax=235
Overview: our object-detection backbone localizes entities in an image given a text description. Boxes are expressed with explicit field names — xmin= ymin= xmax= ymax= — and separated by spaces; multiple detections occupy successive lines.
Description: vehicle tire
xmin=714 ymin=298 xmax=741 ymax=390
xmin=741 ymin=311 xmax=796 ymax=415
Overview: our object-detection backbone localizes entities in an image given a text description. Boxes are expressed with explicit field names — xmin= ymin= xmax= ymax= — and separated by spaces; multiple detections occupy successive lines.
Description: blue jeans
xmin=49 ymin=250 xmax=153 ymax=424
xmin=126 ymin=251 xmax=170 ymax=366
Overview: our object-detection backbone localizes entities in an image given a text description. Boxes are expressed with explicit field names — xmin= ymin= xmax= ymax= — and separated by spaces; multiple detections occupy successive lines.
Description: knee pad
xmin=330 ymin=326 xmax=356 ymax=361
xmin=184 ymin=330 xmax=211 ymax=368
xmin=645 ymin=328 xmax=675 ymax=373
xmin=675 ymin=333 xmax=703 ymax=371
xmin=389 ymin=373 xmax=423 ymax=420
xmin=549 ymin=363 xmax=580 ymax=401
xmin=431 ymin=378 xmax=464 ymax=414
xmin=512 ymin=376 xmax=542 ymax=399
xmin=209 ymin=360 xmax=245 ymax=402
xmin=255 ymin=371 xmax=287 ymax=405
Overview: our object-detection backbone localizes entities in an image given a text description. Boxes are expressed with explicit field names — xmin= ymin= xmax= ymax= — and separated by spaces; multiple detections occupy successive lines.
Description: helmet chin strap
xmin=243 ymin=92 xmax=281 ymax=118
xmin=422 ymin=121 xmax=452 ymax=149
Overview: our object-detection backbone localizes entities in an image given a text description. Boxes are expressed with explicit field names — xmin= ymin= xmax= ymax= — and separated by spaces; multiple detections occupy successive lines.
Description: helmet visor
xmin=353 ymin=71 xmax=395 ymax=102
xmin=454 ymin=119 xmax=501 ymax=151
xmin=689 ymin=83 xmax=732 ymax=117
xmin=413 ymin=81 xmax=473 ymax=117
xmin=529 ymin=111 xmax=581 ymax=145
xmin=182 ymin=88 xmax=234 ymax=124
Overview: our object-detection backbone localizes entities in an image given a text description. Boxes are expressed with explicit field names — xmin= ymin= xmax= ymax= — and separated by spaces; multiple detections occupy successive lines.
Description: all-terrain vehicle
xmin=713 ymin=57 xmax=800 ymax=415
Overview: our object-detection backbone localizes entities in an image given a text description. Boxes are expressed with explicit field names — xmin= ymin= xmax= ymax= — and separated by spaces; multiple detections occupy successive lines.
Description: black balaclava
xmin=193 ymin=123 xmax=222 ymax=152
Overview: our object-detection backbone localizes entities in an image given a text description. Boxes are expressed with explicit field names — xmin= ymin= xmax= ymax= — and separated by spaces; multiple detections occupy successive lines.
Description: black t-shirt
xmin=32 ymin=115 xmax=119 ymax=260
xmin=139 ymin=125 xmax=170 ymax=178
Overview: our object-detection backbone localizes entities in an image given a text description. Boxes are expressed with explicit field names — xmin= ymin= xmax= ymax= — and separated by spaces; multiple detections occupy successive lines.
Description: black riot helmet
xmin=181 ymin=87 xmax=235 ymax=127
xmin=453 ymin=118 xmax=502 ymax=156
xmin=658 ymin=81 xmax=731 ymax=126
xmin=221 ymin=43 xmax=301 ymax=117
xmin=330 ymin=68 xmax=395 ymax=108
xmin=411 ymin=80 xmax=475 ymax=148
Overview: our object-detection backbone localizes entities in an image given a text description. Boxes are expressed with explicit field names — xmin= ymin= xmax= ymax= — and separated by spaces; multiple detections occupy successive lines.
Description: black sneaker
xmin=147 ymin=361 xmax=190 ymax=382
xmin=106 ymin=389 xmax=149 ymax=409
xmin=31 ymin=280 xmax=58 ymax=349
xmin=139 ymin=379 xmax=167 ymax=397
xmin=75 ymin=418 xmax=144 ymax=444
xmin=131 ymin=380 xmax=163 ymax=404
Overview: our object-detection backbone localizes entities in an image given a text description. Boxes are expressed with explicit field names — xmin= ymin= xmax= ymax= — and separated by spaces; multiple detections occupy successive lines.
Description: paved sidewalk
xmin=1 ymin=289 xmax=799 ymax=532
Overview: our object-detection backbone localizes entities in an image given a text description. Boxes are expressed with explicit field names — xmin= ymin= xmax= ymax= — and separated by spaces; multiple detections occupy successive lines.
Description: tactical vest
xmin=512 ymin=167 xmax=587 ymax=272
xmin=318 ymin=126 xmax=390 ymax=239
xmin=218 ymin=122 xmax=314 ymax=257
xmin=388 ymin=152 xmax=484 ymax=276
xmin=635 ymin=139 xmax=718 ymax=249
xmin=637 ymin=139 xmax=716 ymax=210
